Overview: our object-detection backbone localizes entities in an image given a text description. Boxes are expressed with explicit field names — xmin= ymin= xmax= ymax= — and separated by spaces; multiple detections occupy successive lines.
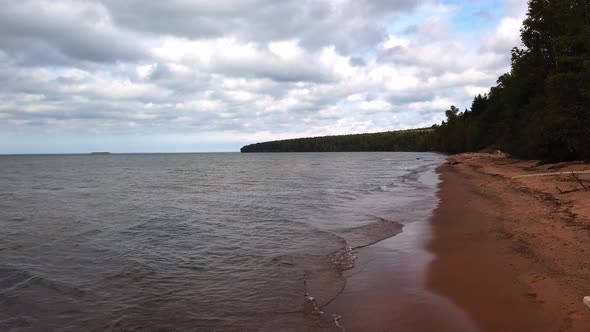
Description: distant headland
xmin=240 ymin=128 xmax=433 ymax=153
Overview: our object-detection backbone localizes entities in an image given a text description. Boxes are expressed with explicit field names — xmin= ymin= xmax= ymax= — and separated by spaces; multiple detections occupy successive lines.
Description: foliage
xmin=430 ymin=0 xmax=590 ymax=161
xmin=240 ymin=129 xmax=435 ymax=152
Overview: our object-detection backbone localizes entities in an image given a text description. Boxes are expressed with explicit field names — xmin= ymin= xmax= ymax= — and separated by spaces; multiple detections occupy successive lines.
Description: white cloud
xmin=482 ymin=16 xmax=524 ymax=54
xmin=359 ymin=99 xmax=393 ymax=112
xmin=268 ymin=40 xmax=304 ymax=61
xmin=0 ymin=0 xmax=528 ymax=152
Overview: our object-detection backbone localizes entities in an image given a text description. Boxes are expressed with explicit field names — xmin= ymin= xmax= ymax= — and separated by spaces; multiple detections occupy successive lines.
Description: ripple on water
xmin=0 ymin=152 xmax=445 ymax=331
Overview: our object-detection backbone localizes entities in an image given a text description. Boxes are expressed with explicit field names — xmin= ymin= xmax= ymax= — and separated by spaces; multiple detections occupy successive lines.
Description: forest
xmin=240 ymin=129 xmax=434 ymax=152
xmin=242 ymin=0 xmax=590 ymax=161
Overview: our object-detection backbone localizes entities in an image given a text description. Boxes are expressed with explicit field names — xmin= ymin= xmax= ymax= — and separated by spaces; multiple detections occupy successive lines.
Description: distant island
xmin=242 ymin=0 xmax=589 ymax=162
xmin=90 ymin=152 xmax=112 ymax=155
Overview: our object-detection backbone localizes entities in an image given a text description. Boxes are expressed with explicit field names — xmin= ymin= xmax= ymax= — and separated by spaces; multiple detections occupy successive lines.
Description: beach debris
xmin=553 ymin=172 xmax=590 ymax=194
xmin=571 ymin=172 xmax=589 ymax=191
xmin=584 ymin=296 xmax=590 ymax=310
xmin=332 ymin=245 xmax=357 ymax=270
xmin=511 ymin=169 xmax=590 ymax=179
xmin=303 ymin=293 xmax=323 ymax=315
xmin=332 ymin=314 xmax=345 ymax=331
xmin=302 ymin=273 xmax=323 ymax=315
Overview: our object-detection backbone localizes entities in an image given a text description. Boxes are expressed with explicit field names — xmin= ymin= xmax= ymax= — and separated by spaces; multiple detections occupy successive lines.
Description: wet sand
xmin=323 ymin=219 xmax=478 ymax=331
xmin=429 ymin=153 xmax=590 ymax=331
xmin=324 ymin=153 xmax=590 ymax=331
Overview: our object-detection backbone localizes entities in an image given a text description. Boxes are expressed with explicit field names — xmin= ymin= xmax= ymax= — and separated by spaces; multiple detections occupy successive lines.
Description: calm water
xmin=0 ymin=152 xmax=444 ymax=331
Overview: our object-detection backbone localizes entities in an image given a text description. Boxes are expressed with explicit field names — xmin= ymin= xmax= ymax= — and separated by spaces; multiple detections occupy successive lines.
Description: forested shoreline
xmin=240 ymin=129 xmax=434 ymax=152
xmin=242 ymin=0 xmax=589 ymax=161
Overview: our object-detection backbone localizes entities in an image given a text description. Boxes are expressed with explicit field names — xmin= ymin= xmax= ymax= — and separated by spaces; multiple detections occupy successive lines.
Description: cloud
xmin=481 ymin=15 xmax=525 ymax=54
xmin=0 ymin=0 xmax=145 ymax=65
xmin=0 ymin=0 xmax=529 ymax=152
xmin=102 ymin=0 xmax=425 ymax=54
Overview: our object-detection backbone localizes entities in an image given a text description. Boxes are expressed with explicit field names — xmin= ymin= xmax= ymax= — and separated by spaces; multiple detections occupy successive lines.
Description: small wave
xmin=331 ymin=245 xmax=357 ymax=270
xmin=336 ymin=215 xmax=403 ymax=249
xmin=264 ymin=233 xmax=355 ymax=322
xmin=0 ymin=268 xmax=85 ymax=298
xmin=303 ymin=291 xmax=322 ymax=315
xmin=0 ymin=152 xmax=444 ymax=331
xmin=401 ymin=168 xmax=422 ymax=183
xmin=0 ymin=316 xmax=32 ymax=330
xmin=76 ymin=228 xmax=103 ymax=237
xmin=399 ymin=161 xmax=440 ymax=186
xmin=267 ymin=255 xmax=297 ymax=268
xmin=295 ymin=220 xmax=401 ymax=331
xmin=370 ymin=184 xmax=394 ymax=192
xmin=361 ymin=181 xmax=399 ymax=194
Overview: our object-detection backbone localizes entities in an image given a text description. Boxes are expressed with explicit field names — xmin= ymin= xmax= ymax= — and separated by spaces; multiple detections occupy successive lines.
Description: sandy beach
xmin=429 ymin=153 xmax=590 ymax=331
xmin=324 ymin=153 xmax=589 ymax=331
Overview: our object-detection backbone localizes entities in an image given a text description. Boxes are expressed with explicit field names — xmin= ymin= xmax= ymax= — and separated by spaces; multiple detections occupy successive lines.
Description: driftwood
xmin=512 ymin=170 xmax=590 ymax=179
xmin=571 ymin=172 xmax=589 ymax=191
xmin=555 ymin=186 xmax=584 ymax=194
xmin=555 ymin=172 xmax=590 ymax=194
xmin=514 ymin=170 xmax=590 ymax=194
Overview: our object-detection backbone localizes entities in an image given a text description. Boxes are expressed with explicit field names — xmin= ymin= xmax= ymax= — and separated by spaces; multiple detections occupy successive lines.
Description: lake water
xmin=0 ymin=152 xmax=445 ymax=331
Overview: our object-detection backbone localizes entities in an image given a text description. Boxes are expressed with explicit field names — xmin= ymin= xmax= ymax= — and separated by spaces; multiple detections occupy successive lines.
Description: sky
xmin=0 ymin=0 xmax=528 ymax=153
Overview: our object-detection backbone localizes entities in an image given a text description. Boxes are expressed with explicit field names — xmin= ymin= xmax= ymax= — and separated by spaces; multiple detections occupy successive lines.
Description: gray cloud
xmin=0 ymin=0 xmax=528 ymax=151
xmin=102 ymin=0 xmax=423 ymax=54
xmin=212 ymin=58 xmax=335 ymax=83
xmin=0 ymin=1 xmax=145 ymax=65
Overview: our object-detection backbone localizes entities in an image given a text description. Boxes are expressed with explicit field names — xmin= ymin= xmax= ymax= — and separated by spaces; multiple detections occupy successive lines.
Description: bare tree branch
xmin=572 ymin=172 xmax=589 ymax=191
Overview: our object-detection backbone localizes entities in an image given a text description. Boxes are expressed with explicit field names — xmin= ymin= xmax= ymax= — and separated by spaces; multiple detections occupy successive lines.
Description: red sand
xmin=428 ymin=153 xmax=590 ymax=331
xmin=324 ymin=153 xmax=590 ymax=331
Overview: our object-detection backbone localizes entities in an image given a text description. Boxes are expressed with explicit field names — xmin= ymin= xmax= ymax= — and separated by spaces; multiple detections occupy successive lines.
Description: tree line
xmin=242 ymin=0 xmax=590 ymax=161
xmin=240 ymin=129 xmax=435 ymax=153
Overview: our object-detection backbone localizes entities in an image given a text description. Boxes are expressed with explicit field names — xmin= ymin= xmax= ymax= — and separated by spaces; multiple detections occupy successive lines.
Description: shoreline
xmin=322 ymin=156 xmax=478 ymax=331
xmin=323 ymin=217 xmax=478 ymax=331
xmin=428 ymin=153 xmax=590 ymax=331
xmin=322 ymin=152 xmax=589 ymax=331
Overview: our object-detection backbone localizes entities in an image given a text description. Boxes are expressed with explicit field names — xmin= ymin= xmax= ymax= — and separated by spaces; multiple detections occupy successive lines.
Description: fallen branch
xmin=511 ymin=169 xmax=590 ymax=179
xmin=555 ymin=185 xmax=588 ymax=195
xmin=571 ymin=172 xmax=589 ymax=191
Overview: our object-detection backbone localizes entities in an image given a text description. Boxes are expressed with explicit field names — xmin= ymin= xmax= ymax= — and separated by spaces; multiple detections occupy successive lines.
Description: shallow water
xmin=324 ymin=200 xmax=479 ymax=332
xmin=0 ymin=152 xmax=444 ymax=331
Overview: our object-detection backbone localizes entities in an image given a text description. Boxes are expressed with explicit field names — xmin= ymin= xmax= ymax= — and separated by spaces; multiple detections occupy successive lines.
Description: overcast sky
xmin=0 ymin=0 xmax=528 ymax=153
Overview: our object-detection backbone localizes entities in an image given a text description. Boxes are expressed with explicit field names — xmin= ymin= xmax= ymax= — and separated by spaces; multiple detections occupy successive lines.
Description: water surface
xmin=0 ymin=152 xmax=444 ymax=331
